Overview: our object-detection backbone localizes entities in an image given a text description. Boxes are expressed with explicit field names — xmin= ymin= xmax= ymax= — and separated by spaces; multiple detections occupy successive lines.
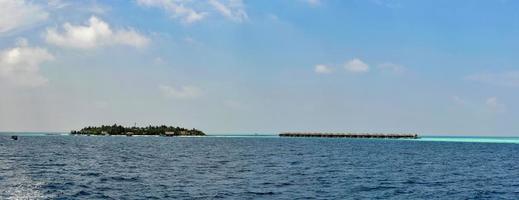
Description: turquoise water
xmin=415 ymin=136 xmax=519 ymax=144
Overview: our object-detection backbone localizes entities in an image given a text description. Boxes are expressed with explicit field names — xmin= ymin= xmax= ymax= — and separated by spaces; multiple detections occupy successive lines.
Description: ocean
xmin=1 ymin=134 xmax=518 ymax=199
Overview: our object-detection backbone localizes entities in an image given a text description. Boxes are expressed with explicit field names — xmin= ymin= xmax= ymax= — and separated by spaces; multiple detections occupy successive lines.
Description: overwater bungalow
xmin=279 ymin=132 xmax=418 ymax=139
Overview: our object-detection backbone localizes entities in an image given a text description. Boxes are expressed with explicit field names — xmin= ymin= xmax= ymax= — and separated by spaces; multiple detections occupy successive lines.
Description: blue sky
xmin=1 ymin=0 xmax=519 ymax=135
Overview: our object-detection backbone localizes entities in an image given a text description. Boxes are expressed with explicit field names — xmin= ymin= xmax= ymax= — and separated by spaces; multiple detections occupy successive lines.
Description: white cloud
xmin=153 ymin=57 xmax=165 ymax=65
xmin=208 ymin=0 xmax=248 ymax=23
xmin=452 ymin=96 xmax=507 ymax=113
xmin=314 ymin=64 xmax=332 ymax=74
xmin=85 ymin=2 xmax=111 ymax=14
xmin=344 ymin=58 xmax=369 ymax=73
xmin=112 ymin=29 xmax=150 ymax=47
xmin=486 ymin=97 xmax=498 ymax=107
xmin=136 ymin=0 xmax=248 ymax=23
xmin=0 ymin=40 xmax=54 ymax=87
xmin=452 ymin=96 xmax=467 ymax=106
xmin=159 ymin=84 xmax=202 ymax=99
xmin=183 ymin=36 xmax=203 ymax=46
xmin=267 ymin=14 xmax=279 ymax=21
xmin=486 ymin=97 xmax=506 ymax=112
xmin=15 ymin=38 xmax=29 ymax=47
xmin=47 ymin=0 xmax=70 ymax=9
xmin=45 ymin=16 xmax=150 ymax=49
xmin=0 ymin=0 xmax=48 ymax=34
xmin=378 ymin=62 xmax=406 ymax=74
xmin=466 ymin=71 xmax=519 ymax=87
xmin=136 ymin=0 xmax=206 ymax=24
xmin=306 ymin=0 xmax=322 ymax=6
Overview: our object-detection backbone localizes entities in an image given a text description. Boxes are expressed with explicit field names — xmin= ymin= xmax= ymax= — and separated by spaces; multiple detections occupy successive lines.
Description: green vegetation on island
xmin=70 ymin=124 xmax=205 ymax=136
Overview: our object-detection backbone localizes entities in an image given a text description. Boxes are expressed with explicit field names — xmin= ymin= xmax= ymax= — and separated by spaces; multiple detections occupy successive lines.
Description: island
xmin=70 ymin=124 xmax=205 ymax=136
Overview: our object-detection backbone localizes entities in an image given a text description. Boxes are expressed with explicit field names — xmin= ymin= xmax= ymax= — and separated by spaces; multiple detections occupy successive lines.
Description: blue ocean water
xmin=1 ymin=134 xmax=519 ymax=199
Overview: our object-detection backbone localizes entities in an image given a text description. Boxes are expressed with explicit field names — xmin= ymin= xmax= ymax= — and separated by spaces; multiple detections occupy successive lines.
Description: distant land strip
xmin=279 ymin=132 xmax=418 ymax=139
xmin=71 ymin=124 xmax=205 ymax=136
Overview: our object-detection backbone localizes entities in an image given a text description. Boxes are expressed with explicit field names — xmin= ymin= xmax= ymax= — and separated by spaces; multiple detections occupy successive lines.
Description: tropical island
xmin=70 ymin=124 xmax=205 ymax=136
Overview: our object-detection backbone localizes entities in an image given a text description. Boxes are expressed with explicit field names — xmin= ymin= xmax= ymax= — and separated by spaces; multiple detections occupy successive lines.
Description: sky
xmin=1 ymin=0 xmax=519 ymax=136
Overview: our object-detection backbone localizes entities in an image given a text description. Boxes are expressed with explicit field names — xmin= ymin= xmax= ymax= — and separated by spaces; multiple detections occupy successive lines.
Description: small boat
xmin=11 ymin=136 xmax=18 ymax=140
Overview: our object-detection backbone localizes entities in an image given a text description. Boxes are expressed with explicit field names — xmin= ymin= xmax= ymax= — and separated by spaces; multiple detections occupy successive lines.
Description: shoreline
xmin=2 ymin=133 xmax=519 ymax=144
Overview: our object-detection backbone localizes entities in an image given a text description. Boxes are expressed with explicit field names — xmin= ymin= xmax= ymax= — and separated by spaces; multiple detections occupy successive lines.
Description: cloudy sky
xmin=1 ymin=0 xmax=519 ymax=135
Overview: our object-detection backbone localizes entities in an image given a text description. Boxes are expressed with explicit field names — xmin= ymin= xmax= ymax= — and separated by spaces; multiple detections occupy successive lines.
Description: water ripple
xmin=1 ymin=136 xmax=519 ymax=199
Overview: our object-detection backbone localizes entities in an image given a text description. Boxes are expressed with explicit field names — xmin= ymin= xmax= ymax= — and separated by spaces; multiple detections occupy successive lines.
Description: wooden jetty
xmin=279 ymin=132 xmax=418 ymax=139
